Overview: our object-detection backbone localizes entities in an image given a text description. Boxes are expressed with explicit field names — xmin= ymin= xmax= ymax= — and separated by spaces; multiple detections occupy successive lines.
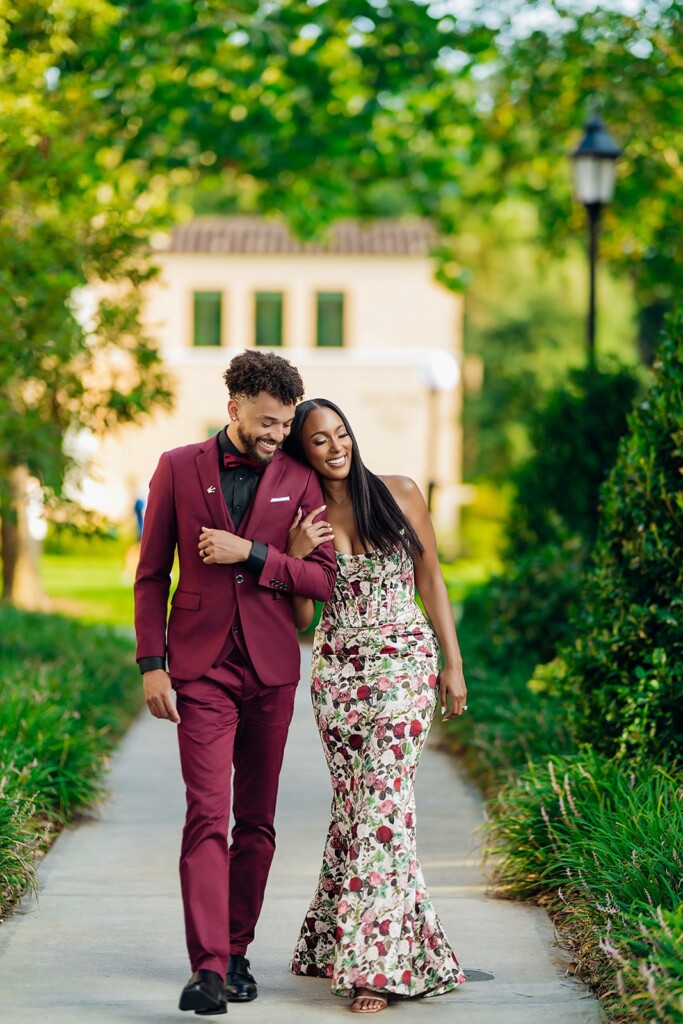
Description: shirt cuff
xmin=244 ymin=540 xmax=268 ymax=573
xmin=138 ymin=656 xmax=166 ymax=675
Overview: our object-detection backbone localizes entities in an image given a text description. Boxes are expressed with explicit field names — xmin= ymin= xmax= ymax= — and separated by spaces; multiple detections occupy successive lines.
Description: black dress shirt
xmin=219 ymin=430 xmax=260 ymax=526
xmin=137 ymin=428 xmax=270 ymax=675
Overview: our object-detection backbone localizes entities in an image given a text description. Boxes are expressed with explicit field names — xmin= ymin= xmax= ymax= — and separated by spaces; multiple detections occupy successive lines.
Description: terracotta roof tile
xmin=166 ymin=216 xmax=436 ymax=256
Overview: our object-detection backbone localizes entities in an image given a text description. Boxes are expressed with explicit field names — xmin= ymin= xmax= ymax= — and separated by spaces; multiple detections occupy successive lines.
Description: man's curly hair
xmin=223 ymin=350 xmax=304 ymax=404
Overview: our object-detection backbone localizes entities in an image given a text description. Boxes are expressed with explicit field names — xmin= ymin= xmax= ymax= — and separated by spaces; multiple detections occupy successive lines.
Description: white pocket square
xmin=270 ymin=496 xmax=291 ymax=503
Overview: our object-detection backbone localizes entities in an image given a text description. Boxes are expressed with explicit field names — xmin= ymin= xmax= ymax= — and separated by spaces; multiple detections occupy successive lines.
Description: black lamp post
xmin=571 ymin=115 xmax=621 ymax=368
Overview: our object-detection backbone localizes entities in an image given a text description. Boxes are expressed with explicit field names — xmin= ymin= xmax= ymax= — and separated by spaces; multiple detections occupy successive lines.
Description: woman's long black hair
xmin=283 ymin=398 xmax=424 ymax=561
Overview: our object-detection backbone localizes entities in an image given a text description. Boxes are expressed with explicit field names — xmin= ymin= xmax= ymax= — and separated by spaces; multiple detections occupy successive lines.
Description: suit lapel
xmin=196 ymin=439 xmax=233 ymax=530
xmin=237 ymin=452 xmax=288 ymax=538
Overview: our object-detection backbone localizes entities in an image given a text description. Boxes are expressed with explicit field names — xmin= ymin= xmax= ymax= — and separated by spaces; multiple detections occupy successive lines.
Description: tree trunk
xmin=1 ymin=466 xmax=45 ymax=608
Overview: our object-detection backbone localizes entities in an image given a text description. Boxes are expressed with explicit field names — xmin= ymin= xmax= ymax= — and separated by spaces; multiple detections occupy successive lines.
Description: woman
xmin=283 ymin=398 xmax=467 ymax=1014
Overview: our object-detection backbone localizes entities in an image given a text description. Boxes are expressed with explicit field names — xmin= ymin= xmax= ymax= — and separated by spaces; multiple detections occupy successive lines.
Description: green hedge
xmin=447 ymin=311 xmax=683 ymax=1023
xmin=455 ymin=364 xmax=642 ymax=763
xmin=508 ymin=363 xmax=641 ymax=555
xmin=557 ymin=314 xmax=683 ymax=763
xmin=459 ymin=532 xmax=586 ymax=673
xmin=0 ymin=606 xmax=141 ymax=918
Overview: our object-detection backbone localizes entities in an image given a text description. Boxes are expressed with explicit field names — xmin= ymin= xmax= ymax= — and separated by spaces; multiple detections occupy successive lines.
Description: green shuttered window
xmin=255 ymin=292 xmax=283 ymax=347
xmin=193 ymin=291 xmax=222 ymax=347
xmin=316 ymin=292 xmax=344 ymax=347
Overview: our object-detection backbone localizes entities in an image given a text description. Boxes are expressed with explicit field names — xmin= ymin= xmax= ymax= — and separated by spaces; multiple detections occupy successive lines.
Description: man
xmin=134 ymin=351 xmax=337 ymax=1015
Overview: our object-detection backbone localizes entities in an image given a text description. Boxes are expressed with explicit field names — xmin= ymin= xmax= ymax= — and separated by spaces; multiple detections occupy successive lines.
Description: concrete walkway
xmin=0 ymin=649 xmax=602 ymax=1024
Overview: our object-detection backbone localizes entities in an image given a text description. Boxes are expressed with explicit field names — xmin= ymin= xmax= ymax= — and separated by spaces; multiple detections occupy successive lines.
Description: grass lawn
xmin=41 ymin=549 xmax=137 ymax=628
xmin=40 ymin=546 xmax=490 ymax=632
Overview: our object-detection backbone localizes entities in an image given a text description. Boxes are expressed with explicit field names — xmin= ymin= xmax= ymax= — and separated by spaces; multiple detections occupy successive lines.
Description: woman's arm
xmin=385 ymin=476 xmax=467 ymax=719
xmin=286 ymin=507 xmax=333 ymax=631
xmin=291 ymin=596 xmax=315 ymax=631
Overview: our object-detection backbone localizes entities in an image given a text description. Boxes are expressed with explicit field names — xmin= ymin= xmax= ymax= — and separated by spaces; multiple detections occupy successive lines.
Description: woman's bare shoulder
xmin=379 ymin=475 xmax=424 ymax=508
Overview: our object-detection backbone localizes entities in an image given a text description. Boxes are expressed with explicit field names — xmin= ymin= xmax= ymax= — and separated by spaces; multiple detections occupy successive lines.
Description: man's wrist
xmin=244 ymin=540 xmax=268 ymax=573
xmin=138 ymin=656 xmax=166 ymax=675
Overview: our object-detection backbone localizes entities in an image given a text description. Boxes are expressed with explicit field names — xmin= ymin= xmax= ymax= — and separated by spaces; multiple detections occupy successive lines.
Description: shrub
xmin=489 ymin=752 xmax=681 ymax=910
xmin=459 ymin=532 xmax=586 ymax=671
xmin=0 ymin=605 xmax=141 ymax=917
xmin=449 ymin=570 xmax=573 ymax=792
xmin=508 ymin=363 xmax=641 ymax=555
xmin=456 ymin=364 xmax=640 ymax=732
xmin=449 ymin=317 xmax=683 ymax=1024
xmin=557 ymin=311 xmax=683 ymax=763
xmin=604 ymin=904 xmax=683 ymax=1024
xmin=0 ymin=774 xmax=45 ymax=915
xmin=487 ymin=750 xmax=683 ymax=1018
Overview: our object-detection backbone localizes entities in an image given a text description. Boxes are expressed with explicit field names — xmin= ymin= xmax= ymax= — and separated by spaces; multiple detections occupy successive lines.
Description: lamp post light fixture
xmin=571 ymin=114 xmax=621 ymax=368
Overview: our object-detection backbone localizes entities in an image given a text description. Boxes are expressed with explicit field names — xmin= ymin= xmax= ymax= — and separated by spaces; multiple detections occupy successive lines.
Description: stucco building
xmin=90 ymin=216 xmax=466 ymax=549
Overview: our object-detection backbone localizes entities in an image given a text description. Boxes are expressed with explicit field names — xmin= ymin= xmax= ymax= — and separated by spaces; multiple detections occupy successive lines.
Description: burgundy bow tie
xmin=223 ymin=451 xmax=268 ymax=474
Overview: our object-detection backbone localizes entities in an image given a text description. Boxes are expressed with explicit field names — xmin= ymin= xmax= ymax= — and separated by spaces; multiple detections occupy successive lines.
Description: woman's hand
xmin=287 ymin=506 xmax=334 ymax=559
xmin=439 ymin=664 xmax=467 ymax=721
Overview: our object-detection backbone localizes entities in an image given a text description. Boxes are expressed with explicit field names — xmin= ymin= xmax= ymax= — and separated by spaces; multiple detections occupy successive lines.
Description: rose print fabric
xmin=290 ymin=547 xmax=465 ymax=999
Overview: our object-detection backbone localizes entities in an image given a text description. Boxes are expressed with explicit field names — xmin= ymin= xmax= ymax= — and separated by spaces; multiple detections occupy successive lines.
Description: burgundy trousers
xmin=174 ymin=639 xmax=296 ymax=976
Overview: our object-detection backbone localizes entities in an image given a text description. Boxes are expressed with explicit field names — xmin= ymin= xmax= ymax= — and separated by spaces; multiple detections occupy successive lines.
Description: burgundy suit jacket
xmin=134 ymin=435 xmax=337 ymax=685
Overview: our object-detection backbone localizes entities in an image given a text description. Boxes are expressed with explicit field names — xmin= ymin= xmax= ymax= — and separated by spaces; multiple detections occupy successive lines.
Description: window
xmin=254 ymin=292 xmax=283 ymax=347
xmin=316 ymin=292 xmax=344 ymax=347
xmin=193 ymin=291 xmax=222 ymax=347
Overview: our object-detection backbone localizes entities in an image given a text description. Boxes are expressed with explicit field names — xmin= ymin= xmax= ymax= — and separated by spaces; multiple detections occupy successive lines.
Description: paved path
xmin=0 ymin=650 xmax=602 ymax=1023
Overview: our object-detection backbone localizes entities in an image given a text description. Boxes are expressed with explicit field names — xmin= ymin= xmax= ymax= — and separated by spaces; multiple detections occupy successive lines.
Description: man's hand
xmin=143 ymin=669 xmax=181 ymax=723
xmin=198 ymin=527 xmax=252 ymax=564
xmin=286 ymin=506 xmax=334 ymax=559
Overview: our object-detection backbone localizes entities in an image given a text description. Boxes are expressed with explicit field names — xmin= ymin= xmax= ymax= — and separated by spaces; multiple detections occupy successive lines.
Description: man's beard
xmin=236 ymin=424 xmax=277 ymax=463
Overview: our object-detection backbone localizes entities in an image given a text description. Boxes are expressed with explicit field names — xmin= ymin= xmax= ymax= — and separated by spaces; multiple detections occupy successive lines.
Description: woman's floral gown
xmin=290 ymin=547 xmax=466 ymax=999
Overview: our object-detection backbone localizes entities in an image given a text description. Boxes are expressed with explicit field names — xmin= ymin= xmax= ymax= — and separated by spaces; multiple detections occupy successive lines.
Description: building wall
xmin=87 ymin=248 xmax=465 ymax=553
xmin=145 ymin=252 xmax=460 ymax=353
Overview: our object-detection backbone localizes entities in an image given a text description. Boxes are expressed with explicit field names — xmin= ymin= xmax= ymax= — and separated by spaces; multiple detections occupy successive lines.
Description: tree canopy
xmin=0 ymin=0 xmax=173 ymax=497
xmin=0 ymin=0 xmax=174 ymax=599
xmin=2 ymin=0 xmax=682 ymax=601
xmin=78 ymin=0 xmax=683 ymax=325
xmin=478 ymin=0 xmax=683 ymax=345
xmin=80 ymin=0 xmax=496 ymax=238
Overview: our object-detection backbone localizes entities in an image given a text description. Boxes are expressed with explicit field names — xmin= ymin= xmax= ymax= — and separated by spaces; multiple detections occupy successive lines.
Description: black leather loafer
xmin=179 ymin=969 xmax=227 ymax=1015
xmin=225 ymin=955 xmax=257 ymax=1002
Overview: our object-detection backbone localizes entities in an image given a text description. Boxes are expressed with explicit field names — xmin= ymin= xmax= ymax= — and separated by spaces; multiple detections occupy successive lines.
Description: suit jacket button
xmin=235 ymin=574 xmax=244 ymax=584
